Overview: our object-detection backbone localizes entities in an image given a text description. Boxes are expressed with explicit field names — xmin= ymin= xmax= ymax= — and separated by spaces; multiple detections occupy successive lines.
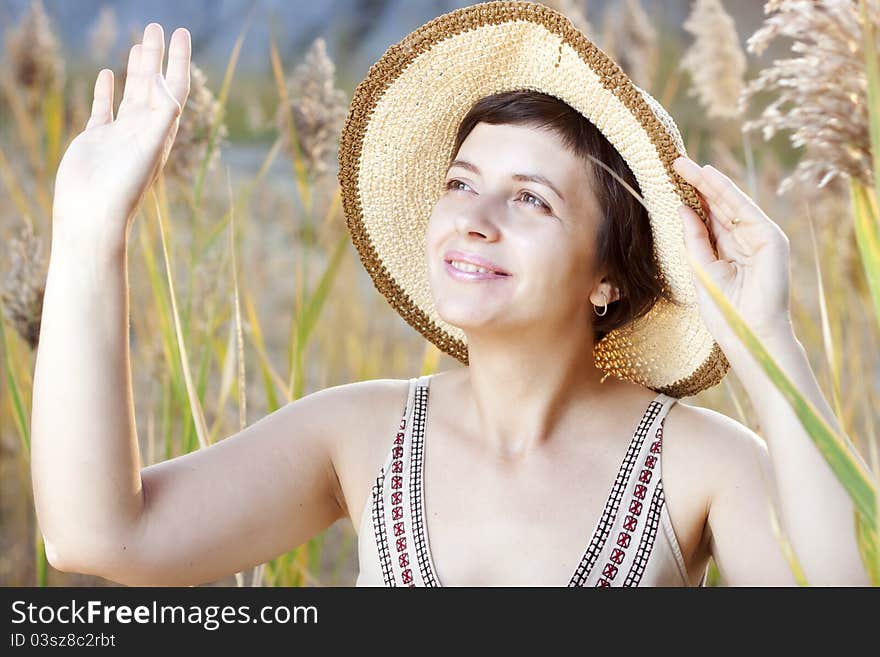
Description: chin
xmin=433 ymin=295 xmax=505 ymax=333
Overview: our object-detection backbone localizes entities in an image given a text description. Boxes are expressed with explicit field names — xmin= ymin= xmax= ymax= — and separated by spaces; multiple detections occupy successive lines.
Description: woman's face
xmin=426 ymin=121 xmax=605 ymax=337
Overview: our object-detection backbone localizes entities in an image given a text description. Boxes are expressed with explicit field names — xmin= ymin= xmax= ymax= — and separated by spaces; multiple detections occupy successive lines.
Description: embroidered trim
xmin=386 ymin=412 xmax=416 ymax=586
xmin=569 ymin=399 xmax=662 ymax=587
xmin=410 ymin=383 xmax=440 ymax=586
xmin=624 ymin=479 xmax=665 ymax=586
xmin=372 ymin=387 xmax=678 ymax=587
xmin=371 ymin=467 xmax=395 ymax=587
xmin=595 ymin=417 xmax=667 ymax=587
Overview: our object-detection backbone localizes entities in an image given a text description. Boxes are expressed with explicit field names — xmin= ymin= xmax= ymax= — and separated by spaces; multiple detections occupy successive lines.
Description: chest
xmin=349 ymin=387 xmax=712 ymax=586
xmin=430 ymin=415 xmax=708 ymax=586
xmin=423 ymin=421 xmax=650 ymax=585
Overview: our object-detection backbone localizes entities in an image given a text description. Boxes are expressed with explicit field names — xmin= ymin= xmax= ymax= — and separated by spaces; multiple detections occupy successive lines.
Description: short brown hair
xmin=450 ymin=90 xmax=677 ymax=343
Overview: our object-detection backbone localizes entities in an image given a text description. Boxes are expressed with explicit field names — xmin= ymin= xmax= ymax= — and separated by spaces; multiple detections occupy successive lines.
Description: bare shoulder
xmin=665 ymin=399 xmax=768 ymax=472
xmin=320 ymin=377 xmax=412 ymax=526
xmin=661 ymin=398 xmax=770 ymax=579
xmin=317 ymin=377 xmax=411 ymax=429
xmin=72 ymin=376 xmax=412 ymax=586
xmin=662 ymin=399 xmax=768 ymax=508
xmin=665 ymin=398 xmax=814 ymax=585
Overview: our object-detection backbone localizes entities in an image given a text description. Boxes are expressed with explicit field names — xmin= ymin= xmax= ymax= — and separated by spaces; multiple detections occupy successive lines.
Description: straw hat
xmin=337 ymin=1 xmax=730 ymax=398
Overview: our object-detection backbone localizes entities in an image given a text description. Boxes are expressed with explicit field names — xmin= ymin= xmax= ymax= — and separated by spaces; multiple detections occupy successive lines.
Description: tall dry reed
xmin=600 ymin=0 xmax=658 ymax=90
xmin=741 ymin=0 xmax=879 ymax=195
xmin=681 ymin=0 xmax=747 ymax=120
xmin=275 ymin=37 xmax=347 ymax=183
xmin=3 ymin=0 xmax=64 ymax=112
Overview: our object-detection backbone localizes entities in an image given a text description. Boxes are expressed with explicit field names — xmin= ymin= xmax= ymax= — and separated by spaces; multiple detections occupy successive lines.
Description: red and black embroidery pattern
xmin=370 ymin=378 xmax=678 ymax=587
xmin=568 ymin=399 xmax=662 ymax=587
xmin=595 ymin=418 xmax=667 ymax=587
xmin=622 ymin=480 xmax=665 ymax=586
xmin=409 ymin=384 xmax=440 ymax=586
xmin=372 ymin=415 xmax=409 ymax=586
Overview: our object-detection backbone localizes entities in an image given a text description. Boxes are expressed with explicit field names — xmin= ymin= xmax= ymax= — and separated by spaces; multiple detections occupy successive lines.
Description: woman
xmin=31 ymin=2 xmax=870 ymax=587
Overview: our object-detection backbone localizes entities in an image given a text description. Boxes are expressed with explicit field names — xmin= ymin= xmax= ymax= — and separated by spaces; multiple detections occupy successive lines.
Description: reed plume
xmin=740 ymin=0 xmax=879 ymax=195
xmin=166 ymin=63 xmax=228 ymax=184
xmin=1 ymin=225 xmax=46 ymax=351
xmin=681 ymin=0 xmax=747 ymax=120
xmin=600 ymin=0 xmax=658 ymax=90
xmin=3 ymin=0 xmax=65 ymax=112
xmin=275 ymin=38 xmax=347 ymax=181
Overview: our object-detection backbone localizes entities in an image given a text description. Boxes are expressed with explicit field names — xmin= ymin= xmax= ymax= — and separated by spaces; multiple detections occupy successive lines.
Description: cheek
xmin=424 ymin=213 xmax=444 ymax=275
xmin=524 ymin=233 xmax=577 ymax=276
xmin=524 ymin=236 xmax=591 ymax=298
xmin=425 ymin=213 xmax=440 ymax=251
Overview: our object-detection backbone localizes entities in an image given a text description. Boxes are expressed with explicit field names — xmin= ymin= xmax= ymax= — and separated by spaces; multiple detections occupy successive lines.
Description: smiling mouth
xmin=445 ymin=259 xmax=511 ymax=276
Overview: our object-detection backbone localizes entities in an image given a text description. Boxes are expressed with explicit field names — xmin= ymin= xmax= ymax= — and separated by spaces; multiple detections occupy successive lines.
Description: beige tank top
xmin=356 ymin=374 xmax=706 ymax=587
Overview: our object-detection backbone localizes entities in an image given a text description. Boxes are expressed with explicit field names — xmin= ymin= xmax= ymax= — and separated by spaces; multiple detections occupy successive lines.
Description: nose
xmin=454 ymin=192 xmax=503 ymax=241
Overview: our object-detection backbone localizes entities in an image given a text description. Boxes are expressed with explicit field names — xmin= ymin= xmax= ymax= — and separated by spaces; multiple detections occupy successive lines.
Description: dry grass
xmin=0 ymin=0 xmax=877 ymax=587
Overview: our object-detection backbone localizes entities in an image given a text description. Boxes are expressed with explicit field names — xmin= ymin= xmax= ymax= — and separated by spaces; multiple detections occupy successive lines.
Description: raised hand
xmin=672 ymin=155 xmax=795 ymax=358
xmin=52 ymin=24 xmax=191 ymax=252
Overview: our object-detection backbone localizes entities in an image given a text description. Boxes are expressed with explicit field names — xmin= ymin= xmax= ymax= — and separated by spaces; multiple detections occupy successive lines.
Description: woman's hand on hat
xmin=671 ymin=155 xmax=794 ymax=357
xmin=52 ymin=24 xmax=191 ymax=254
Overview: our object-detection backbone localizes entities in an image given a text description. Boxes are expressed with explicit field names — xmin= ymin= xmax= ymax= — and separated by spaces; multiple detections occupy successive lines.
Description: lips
xmin=443 ymin=249 xmax=511 ymax=276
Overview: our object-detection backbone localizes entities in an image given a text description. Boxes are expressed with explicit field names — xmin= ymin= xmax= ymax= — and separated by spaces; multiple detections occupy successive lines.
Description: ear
xmin=589 ymin=278 xmax=621 ymax=305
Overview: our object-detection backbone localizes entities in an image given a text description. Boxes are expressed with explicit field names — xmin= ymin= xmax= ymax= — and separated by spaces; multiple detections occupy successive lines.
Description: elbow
xmin=41 ymin=533 xmax=207 ymax=588
xmin=43 ymin=536 xmax=74 ymax=573
xmin=42 ymin=534 xmax=137 ymax=586
xmin=43 ymin=536 xmax=61 ymax=569
xmin=41 ymin=535 xmax=94 ymax=576
xmin=43 ymin=540 xmax=104 ymax=579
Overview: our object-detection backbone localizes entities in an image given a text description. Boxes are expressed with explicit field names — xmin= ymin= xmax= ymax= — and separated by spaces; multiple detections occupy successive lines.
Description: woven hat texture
xmin=338 ymin=1 xmax=730 ymax=397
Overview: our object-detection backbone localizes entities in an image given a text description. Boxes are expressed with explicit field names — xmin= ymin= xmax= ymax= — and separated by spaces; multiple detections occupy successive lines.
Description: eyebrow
xmin=446 ymin=159 xmax=566 ymax=203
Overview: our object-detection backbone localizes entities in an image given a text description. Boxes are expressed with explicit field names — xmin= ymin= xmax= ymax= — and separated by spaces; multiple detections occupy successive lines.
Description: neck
xmin=458 ymin=310 xmax=632 ymax=462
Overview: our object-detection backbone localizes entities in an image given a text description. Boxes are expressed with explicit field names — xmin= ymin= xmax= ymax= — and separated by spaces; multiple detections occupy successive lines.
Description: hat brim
xmin=338 ymin=1 xmax=729 ymax=397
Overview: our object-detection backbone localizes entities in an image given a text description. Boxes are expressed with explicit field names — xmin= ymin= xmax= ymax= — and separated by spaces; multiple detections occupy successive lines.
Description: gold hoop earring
xmin=593 ymin=292 xmax=608 ymax=317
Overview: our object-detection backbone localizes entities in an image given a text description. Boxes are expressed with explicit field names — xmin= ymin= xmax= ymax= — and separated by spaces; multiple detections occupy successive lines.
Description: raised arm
xmin=671 ymin=155 xmax=872 ymax=586
xmin=31 ymin=22 xmax=192 ymax=576
xmin=30 ymin=23 xmax=387 ymax=587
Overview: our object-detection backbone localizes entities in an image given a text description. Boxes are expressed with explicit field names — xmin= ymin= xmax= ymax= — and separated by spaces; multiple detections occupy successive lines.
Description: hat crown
xmin=338 ymin=1 xmax=730 ymax=397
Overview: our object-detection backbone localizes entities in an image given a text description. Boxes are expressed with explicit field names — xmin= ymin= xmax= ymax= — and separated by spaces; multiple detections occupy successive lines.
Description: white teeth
xmin=450 ymin=260 xmax=497 ymax=274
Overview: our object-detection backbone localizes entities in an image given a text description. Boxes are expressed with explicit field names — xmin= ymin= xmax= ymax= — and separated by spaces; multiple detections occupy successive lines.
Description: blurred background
xmin=1 ymin=0 xmax=877 ymax=587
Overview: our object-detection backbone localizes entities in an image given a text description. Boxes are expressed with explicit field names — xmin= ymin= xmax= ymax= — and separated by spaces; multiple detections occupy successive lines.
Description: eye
xmin=517 ymin=191 xmax=551 ymax=213
xmin=445 ymin=179 xmax=471 ymax=192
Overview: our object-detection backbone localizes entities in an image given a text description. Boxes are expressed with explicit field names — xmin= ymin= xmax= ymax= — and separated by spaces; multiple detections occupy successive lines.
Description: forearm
xmin=728 ymin=326 xmax=872 ymax=585
xmin=30 ymin=223 xmax=144 ymax=571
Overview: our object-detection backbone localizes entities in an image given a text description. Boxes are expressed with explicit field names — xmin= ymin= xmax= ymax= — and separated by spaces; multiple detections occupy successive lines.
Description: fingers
xmin=121 ymin=44 xmax=141 ymax=106
xmin=701 ymin=165 xmax=761 ymax=222
xmin=118 ymin=24 xmax=190 ymax=120
xmin=165 ymin=28 xmax=192 ymax=110
xmin=678 ymin=203 xmax=718 ymax=272
xmin=124 ymin=23 xmax=165 ymax=105
xmin=84 ymin=69 xmax=114 ymax=130
xmin=120 ymin=23 xmax=165 ymax=108
xmin=134 ymin=23 xmax=165 ymax=105
xmin=672 ymin=156 xmax=762 ymax=229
